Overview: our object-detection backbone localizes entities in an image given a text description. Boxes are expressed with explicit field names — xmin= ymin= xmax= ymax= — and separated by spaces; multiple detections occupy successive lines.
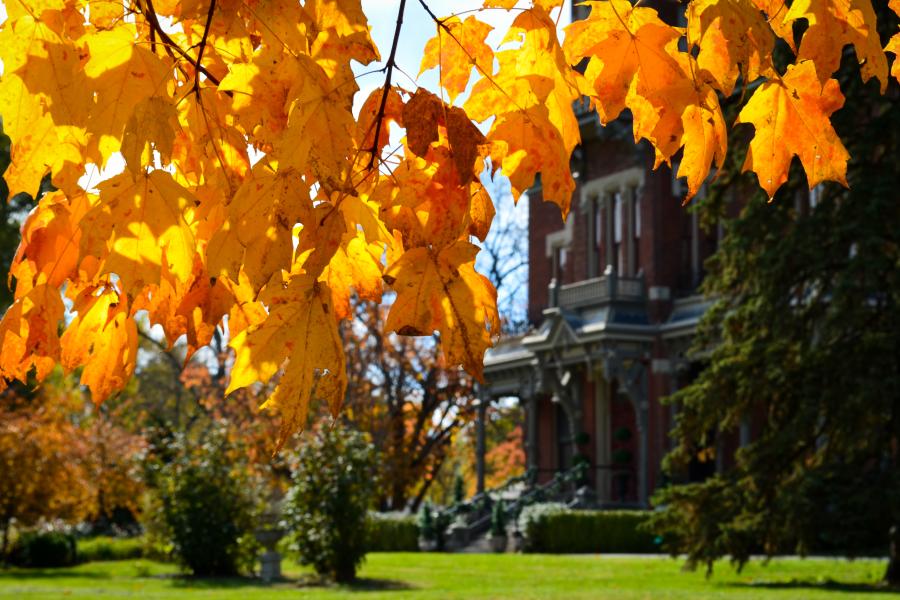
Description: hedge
xmin=8 ymin=531 xmax=78 ymax=567
xmin=76 ymin=536 xmax=146 ymax=562
xmin=520 ymin=505 xmax=660 ymax=554
xmin=366 ymin=512 xmax=419 ymax=552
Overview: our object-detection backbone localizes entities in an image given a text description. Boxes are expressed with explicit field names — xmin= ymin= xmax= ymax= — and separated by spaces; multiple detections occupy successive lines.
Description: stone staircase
xmin=437 ymin=464 xmax=589 ymax=553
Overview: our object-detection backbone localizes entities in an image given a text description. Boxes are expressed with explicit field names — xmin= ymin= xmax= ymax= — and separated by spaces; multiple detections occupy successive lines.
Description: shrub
xmin=153 ymin=428 xmax=258 ymax=576
xmin=490 ymin=499 xmax=507 ymax=538
xmin=9 ymin=531 xmax=77 ymax=567
xmin=76 ymin=536 xmax=145 ymax=562
xmin=365 ymin=513 xmax=418 ymax=552
xmin=418 ymin=503 xmax=436 ymax=544
xmin=520 ymin=505 xmax=659 ymax=554
xmin=283 ymin=427 xmax=376 ymax=583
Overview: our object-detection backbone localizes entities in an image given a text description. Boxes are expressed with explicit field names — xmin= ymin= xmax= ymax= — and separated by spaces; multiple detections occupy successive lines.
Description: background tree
xmin=342 ymin=299 xmax=477 ymax=512
xmin=477 ymin=174 xmax=529 ymax=333
xmin=425 ymin=402 xmax=526 ymax=504
xmin=649 ymin=6 xmax=900 ymax=580
xmin=0 ymin=379 xmax=94 ymax=557
xmin=81 ymin=409 xmax=146 ymax=534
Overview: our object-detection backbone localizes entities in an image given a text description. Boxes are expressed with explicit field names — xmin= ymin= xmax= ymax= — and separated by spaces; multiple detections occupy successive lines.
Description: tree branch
xmin=366 ymin=0 xmax=407 ymax=171
xmin=193 ymin=0 xmax=217 ymax=93
xmin=141 ymin=0 xmax=224 ymax=89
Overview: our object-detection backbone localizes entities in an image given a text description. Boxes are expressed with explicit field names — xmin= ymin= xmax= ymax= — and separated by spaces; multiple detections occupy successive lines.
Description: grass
xmin=0 ymin=553 xmax=893 ymax=599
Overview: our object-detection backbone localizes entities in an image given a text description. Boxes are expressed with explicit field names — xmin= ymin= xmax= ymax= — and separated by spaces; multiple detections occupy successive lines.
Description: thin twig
xmin=142 ymin=0 xmax=223 ymax=88
xmin=193 ymin=0 xmax=217 ymax=93
xmin=416 ymin=0 xmax=529 ymax=120
xmin=366 ymin=0 xmax=407 ymax=171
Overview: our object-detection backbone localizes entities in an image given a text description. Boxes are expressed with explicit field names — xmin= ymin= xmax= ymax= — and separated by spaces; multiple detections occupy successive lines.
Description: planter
xmin=253 ymin=527 xmax=285 ymax=582
xmin=489 ymin=534 xmax=508 ymax=553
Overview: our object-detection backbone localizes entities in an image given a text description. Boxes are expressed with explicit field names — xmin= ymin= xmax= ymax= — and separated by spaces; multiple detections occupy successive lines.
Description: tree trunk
xmin=885 ymin=525 xmax=900 ymax=586
xmin=388 ymin=409 xmax=408 ymax=510
xmin=1 ymin=518 xmax=10 ymax=561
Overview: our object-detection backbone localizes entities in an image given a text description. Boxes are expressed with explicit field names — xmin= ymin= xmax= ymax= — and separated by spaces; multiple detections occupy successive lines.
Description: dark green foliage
xmin=9 ymin=531 xmax=77 ymax=568
xmin=613 ymin=427 xmax=632 ymax=442
xmin=490 ymin=499 xmax=507 ymax=537
xmin=76 ymin=536 xmax=145 ymax=562
xmin=416 ymin=502 xmax=451 ymax=549
xmin=649 ymin=5 xmax=900 ymax=576
xmin=417 ymin=502 xmax=435 ymax=542
xmin=520 ymin=506 xmax=657 ymax=554
xmin=453 ymin=472 xmax=465 ymax=504
xmin=612 ymin=449 xmax=632 ymax=465
xmin=283 ymin=426 xmax=376 ymax=583
xmin=153 ymin=428 xmax=257 ymax=577
xmin=365 ymin=513 xmax=419 ymax=552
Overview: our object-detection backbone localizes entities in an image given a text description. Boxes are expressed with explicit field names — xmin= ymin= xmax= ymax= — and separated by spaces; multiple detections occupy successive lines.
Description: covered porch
xmin=477 ymin=296 xmax=655 ymax=508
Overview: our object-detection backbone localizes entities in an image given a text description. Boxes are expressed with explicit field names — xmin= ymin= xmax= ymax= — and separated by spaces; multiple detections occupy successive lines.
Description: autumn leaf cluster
xmin=0 ymin=0 xmax=897 ymax=446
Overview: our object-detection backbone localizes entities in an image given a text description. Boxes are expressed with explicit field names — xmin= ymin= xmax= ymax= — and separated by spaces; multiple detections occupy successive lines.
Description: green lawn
xmin=0 ymin=553 xmax=893 ymax=599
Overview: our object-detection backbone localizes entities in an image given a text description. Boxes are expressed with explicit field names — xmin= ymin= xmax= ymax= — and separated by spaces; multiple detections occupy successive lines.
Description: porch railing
xmin=552 ymin=274 xmax=645 ymax=310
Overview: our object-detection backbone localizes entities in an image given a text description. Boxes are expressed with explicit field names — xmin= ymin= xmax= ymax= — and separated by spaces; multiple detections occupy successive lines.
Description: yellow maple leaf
xmin=750 ymin=0 xmax=796 ymax=52
xmin=886 ymin=0 xmax=900 ymax=83
xmin=0 ymin=74 xmax=85 ymax=196
xmin=384 ymin=241 xmax=499 ymax=381
xmin=321 ymin=231 xmax=385 ymax=320
xmin=687 ymin=0 xmax=775 ymax=95
xmin=737 ymin=61 xmax=849 ymax=198
xmin=218 ymin=45 xmax=299 ymax=147
xmin=85 ymin=170 xmax=198 ymax=295
xmin=888 ymin=34 xmax=900 ymax=83
xmin=10 ymin=191 xmax=92 ymax=292
xmin=785 ymin=0 xmax=888 ymax=92
xmin=420 ymin=16 xmax=494 ymax=104
xmin=227 ymin=276 xmax=346 ymax=448
xmin=121 ymin=97 xmax=179 ymax=173
xmin=60 ymin=286 xmax=137 ymax=402
xmin=0 ymin=284 xmax=65 ymax=385
xmin=0 ymin=16 xmax=91 ymax=127
xmin=83 ymin=23 xmax=173 ymax=163
xmin=218 ymin=161 xmax=310 ymax=291
xmin=277 ymin=55 xmax=356 ymax=193
xmin=677 ymin=86 xmax=728 ymax=202
xmin=563 ymin=0 xmax=680 ymax=124
xmin=488 ymin=108 xmax=574 ymax=215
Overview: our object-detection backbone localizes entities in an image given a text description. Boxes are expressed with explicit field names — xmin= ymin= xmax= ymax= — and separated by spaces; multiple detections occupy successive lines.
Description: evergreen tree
xmin=650 ymin=10 xmax=900 ymax=582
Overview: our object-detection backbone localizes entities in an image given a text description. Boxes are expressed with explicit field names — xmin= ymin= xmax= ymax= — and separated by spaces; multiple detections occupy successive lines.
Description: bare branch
xmin=366 ymin=0 xmax=407 ymax=171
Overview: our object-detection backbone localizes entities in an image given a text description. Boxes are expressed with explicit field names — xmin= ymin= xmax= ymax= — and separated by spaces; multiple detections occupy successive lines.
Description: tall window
xmin=594 ymin=198 xmax=603 ymax=275
xmin=632 ymin=192 xmax=641 ymax=275
xmin=552 ymin=245 xmax=568 ymax=282
xmin=613 ymin=192 xmax=623 ymax=273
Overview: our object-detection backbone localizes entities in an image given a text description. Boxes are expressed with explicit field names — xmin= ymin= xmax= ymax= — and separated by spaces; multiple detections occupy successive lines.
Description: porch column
xmin=475 ymin=395 xmax=488 ymax=495
xmin=635 ymin=400 xmax=649 ymax=506
xmin=525 ymin=395 xmax=539 ymax=478
xmin=594 ymin=373 xmax=611 ymax=502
